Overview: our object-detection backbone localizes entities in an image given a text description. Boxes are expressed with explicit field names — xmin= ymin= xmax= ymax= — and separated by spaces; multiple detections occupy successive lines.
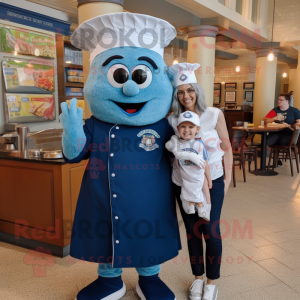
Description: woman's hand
xmin=208 ymin=179 xmax=212 ymax=189
xmin=224 ymin=178 xmax=230 ymax=195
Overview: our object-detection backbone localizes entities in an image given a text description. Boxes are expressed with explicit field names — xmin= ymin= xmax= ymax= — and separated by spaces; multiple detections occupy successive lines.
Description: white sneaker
xmin=203 ymin=284 xmax=218 ymax=300
xmin=182 ymin=200 xmax=196 ymax=214
xmin=198 ymin=204 xmax=211 ymax=221
xmin=189 ymin=279 xmax=204 ymax=300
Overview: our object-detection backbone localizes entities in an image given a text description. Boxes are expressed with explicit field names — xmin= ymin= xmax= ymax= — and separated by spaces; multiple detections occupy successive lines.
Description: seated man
xmin=264 ymin=93 xmax=300 ymax=166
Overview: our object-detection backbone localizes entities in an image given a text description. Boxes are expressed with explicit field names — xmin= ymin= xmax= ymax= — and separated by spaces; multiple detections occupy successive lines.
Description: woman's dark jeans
xmin=174 ymin=175 xmax=225 ymax=280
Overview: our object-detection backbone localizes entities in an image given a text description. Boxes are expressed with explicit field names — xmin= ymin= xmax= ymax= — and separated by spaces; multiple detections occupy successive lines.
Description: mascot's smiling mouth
xmin=112 ymin=101 xmax=147 ymax=115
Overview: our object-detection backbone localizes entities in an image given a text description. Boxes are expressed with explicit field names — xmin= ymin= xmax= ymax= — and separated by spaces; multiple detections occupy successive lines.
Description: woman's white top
xmin=167 ymin=107 xmax=224 ymax=180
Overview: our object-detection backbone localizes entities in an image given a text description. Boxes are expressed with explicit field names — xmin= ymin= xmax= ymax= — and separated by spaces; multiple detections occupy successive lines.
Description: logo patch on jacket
xmin=137 ymin=129 xmax=160 ymax=151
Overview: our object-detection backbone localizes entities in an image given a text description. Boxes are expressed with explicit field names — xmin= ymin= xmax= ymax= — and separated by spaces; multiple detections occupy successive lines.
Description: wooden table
xmin=232 ymin=125 xmax=287 ymax=176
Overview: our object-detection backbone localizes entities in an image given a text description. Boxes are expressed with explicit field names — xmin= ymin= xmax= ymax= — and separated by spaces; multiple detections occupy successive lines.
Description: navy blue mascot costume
xmin=60 ymin=12 xmax=181 ymax=300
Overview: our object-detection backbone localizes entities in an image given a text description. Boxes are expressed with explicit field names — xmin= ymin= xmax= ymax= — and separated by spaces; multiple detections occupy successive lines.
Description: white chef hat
xmin=71 ymin=12 xmax=177 ymax=64
xmin=178 ymin=111 xmax=200 ymax=127
xmin=167 ymin=63 xmax=200 ymax=88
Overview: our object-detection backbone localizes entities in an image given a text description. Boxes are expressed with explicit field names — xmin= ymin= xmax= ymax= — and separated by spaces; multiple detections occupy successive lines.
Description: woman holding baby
xmin=166 ymin=63 xmax=233 ymax=300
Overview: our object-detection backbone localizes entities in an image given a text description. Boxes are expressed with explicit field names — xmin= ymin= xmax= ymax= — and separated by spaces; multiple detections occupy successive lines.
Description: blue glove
xmin=60 ymin=98 xmax=86 ymax=160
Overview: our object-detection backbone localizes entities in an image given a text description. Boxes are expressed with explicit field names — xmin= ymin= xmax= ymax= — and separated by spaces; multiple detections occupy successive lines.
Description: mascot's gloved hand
xmin=60 ymin=98 xmax=86 ymax=160
xmin=165 ymin=135 xmax=206 ymax=168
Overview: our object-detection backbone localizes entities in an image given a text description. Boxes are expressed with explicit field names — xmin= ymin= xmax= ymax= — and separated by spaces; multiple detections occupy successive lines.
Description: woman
xmin=289 ymin=91 xmax=294 ymax=107
xmin=167 ymin=63 xmax=232 ymax=300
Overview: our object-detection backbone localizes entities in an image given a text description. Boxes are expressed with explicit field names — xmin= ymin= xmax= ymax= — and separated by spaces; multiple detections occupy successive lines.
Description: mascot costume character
xmin=60 ymin=12 xmax=182 ymax=300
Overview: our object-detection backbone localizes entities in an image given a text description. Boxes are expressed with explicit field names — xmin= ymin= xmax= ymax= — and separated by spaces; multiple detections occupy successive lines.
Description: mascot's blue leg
xmin=75 ymin=264 xmax=126 ymax=300
xmin=136 ymin=265 xmax=176 ymax=300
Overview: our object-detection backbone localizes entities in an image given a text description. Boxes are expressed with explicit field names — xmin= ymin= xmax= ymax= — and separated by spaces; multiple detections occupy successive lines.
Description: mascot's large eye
xmin=107 ymin=64 xmax=129 ymax=88
xmin=132 ymin=65 xmax=152 ymax=89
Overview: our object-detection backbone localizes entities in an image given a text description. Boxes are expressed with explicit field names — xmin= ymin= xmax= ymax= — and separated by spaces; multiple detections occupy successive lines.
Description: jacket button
xmin=111 ymin=173 xmax=115 ymax=177
xmin=113 ymin=194 xmax=117 ymax=198
xmin=115 ymin=216 xmax=119 ymax=220
xmin=110 ymin=153 xmax=114 ymax=157
xmin=116 ymin=126 xmax=119 ymax=130
xmin=116 ymin=240 xmax=119 ymax=244
xmin=111 ymin=134 xmax=115 ymax=138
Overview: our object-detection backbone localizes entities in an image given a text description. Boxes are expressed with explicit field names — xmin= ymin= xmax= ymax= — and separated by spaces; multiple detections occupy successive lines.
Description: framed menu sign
xmin=225 ymin=91 xmax=236 ymax=102
xmin=243 ymin=82 xmax=255 ymax=89
xmin=214 ymin=83 xmax=221 ymax=90
xmin=225 ymin=83 xmax=237 ymax=89
xmin=1 ymin=27 xmax=56 ymax=58
xmin=213 ymin=90 xmax=221 ymax=103
xmin=245 ymin=91 xmax=253 ymax=102
xmin=5 ymin=94 xmax=55 ymax=123
xmin=2 ymin=60 xmax=55 ymax=93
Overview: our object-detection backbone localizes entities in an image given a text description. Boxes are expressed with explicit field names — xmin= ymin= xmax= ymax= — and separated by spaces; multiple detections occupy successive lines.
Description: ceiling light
xmin=172 ymin=56 xmax=178 ymax=65
xmin=268 ymin=51 xmax=275 ymax=61
xmin=235 ymin=66 xmax=241 ymax=72
xmin=268 ymin=0 xmax=276 ymax=63
xmin=283 ymin=72 xmax=287 ymax=78
xmin=66 ymin=61 xmax=72 ymax=64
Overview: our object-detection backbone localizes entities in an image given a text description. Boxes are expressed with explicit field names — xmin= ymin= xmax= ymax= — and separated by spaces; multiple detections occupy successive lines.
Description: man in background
xmin=264 ymin=94 xmax=300 ymax=166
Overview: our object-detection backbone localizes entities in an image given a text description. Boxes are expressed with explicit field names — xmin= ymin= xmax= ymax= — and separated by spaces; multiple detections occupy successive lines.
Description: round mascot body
xmin=60 ymin=12 xmax=181 ymax=300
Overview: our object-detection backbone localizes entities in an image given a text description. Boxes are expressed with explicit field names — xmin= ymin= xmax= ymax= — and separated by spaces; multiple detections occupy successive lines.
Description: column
xmin=288 ymin=64 xmax=297 ymax=96
xmin=294 ymin=51 xmax=300 ymax=108
xmin=242 ymin=0 xmax=253 ymax=20
xmin=225 ymin=0 xmax=237 ymax=10
xmin=253 ymin=49 xmax=279 ymax=126
xmin=77 ymin=0 xmax=124 ymax=118
xmin=186 ymin=25 xmax=218 ymax=107
xmin=257 ymin=0 xmax=269 ymax=28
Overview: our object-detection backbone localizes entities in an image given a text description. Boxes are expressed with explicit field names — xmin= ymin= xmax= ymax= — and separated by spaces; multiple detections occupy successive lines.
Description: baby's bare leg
xmin=201 ymin=176 xmax=211 ymax=206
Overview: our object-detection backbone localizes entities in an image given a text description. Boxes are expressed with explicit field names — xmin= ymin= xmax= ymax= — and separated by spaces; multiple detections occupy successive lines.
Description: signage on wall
xmin=0 ymin=2 xmax=71 ymax=35
xmin=225 ymin=91 xmax=236 ymax=103
xmin=213 ymin=90 xmax=221 ymax=104
xmin=245 ymin=91 xmax=253 ymax=102
xmin=1 ymin=27 xmax=56 ymax=58
xmin=5 ymin=94 xmax=55 ymax=123
xmin=65 ymin=87 xmax=84 ymax=97
xmin=3 ymin=60 xmax=55 ymax=93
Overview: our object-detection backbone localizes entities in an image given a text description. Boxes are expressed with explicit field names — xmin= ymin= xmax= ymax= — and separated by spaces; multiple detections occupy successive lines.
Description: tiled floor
xmin=1 ymin=160 xmax=300 ymax=299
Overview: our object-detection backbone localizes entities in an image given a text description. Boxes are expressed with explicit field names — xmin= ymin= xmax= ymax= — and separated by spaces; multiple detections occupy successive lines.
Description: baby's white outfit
xmin=169 ymin=138 xmax=208 ymax=213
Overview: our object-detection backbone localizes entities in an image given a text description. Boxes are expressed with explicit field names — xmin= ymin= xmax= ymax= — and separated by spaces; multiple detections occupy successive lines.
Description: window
xmin=252 ymin=0 xmax=259 ymax=24
xmin=236 ymin=0 xmax=243 ymax=15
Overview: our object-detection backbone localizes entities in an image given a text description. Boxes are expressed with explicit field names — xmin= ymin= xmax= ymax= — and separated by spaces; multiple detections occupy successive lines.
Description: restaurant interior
xmin=0 ymin=0 xmax=300 ymax=299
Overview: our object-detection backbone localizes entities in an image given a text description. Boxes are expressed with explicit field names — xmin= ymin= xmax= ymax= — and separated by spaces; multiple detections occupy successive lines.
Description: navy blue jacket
xmin=64 ymin=116 xmax=181 ymax=268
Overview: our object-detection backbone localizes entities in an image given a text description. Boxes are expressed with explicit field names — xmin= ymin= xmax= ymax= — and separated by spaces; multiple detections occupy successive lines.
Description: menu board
xmin=3 ymin=60 xmax=55 ymax=93
xmin=213 ymin=90 xmax=221 ymax=104
xmin=1 ymin=27 xmax=56 ymax=58
xmin=225 ymin=91 xmax=236 ymax=103
xmin=5 ymin=94 xmax=55 ymax=123
xmin=65 ymin=87 xmax=84 ymax=97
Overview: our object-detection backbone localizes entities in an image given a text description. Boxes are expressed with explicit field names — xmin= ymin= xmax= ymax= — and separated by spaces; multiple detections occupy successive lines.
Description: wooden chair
xmin=233 ymin=121 xmax=258 ymax=173
xmin=231 ymin=129 xmax=247 ymax=187
xmin=267 ymin=125 xmax=300 ymax=176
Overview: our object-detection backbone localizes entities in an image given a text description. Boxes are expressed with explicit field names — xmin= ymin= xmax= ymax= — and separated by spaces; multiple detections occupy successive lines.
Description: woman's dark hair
xmin=289 ymin=91 xmax=294 ymax=95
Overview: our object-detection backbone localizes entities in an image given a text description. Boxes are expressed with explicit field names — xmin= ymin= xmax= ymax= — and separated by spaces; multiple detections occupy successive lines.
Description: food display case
xmin=56 ymin=35 xmax=85 ymax=118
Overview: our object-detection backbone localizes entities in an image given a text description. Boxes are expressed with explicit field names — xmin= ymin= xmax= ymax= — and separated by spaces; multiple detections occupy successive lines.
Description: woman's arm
xmin=215 ymin=111 xmax=233 ymax=195
xmin=204 ymin=162 xmax=212 ymax=189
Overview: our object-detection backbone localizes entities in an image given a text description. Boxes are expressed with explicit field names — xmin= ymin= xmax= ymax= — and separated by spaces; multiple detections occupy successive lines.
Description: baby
xmin=166 ymin=111 xmax=211 ymax=220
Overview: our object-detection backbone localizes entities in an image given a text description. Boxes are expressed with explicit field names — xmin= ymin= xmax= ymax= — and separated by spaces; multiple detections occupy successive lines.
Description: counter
xmin=0 ymin=152 xmax=66 ymax=164
xmin=0 ymin=156 xmax=86 ymax=257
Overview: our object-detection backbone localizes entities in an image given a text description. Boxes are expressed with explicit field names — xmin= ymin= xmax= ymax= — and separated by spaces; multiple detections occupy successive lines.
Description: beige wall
xmin=214 ymin=53 xmax=257 ymax=106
